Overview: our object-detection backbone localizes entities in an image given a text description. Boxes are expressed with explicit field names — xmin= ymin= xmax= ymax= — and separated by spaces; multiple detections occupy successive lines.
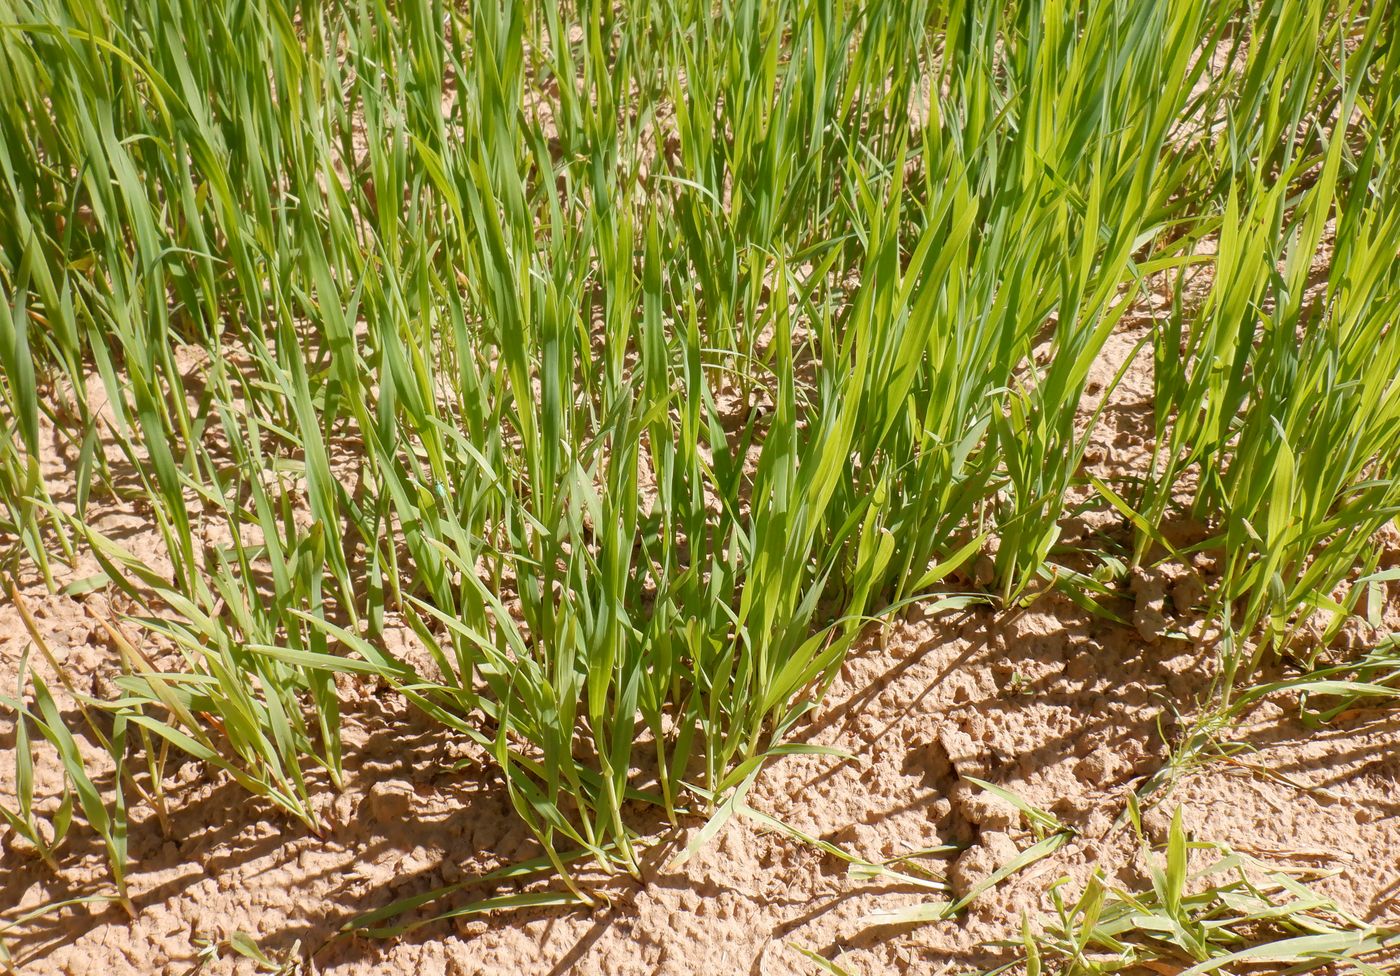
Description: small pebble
xmin=1073 ymin=751 xmax=1114 ymax=787
xmin=362 ymin=779 xmax=414 ymax=820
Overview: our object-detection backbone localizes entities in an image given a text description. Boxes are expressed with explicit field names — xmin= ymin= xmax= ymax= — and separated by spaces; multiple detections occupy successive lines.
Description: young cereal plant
xmin=998 ymin=808 xmax=1399 ymax=976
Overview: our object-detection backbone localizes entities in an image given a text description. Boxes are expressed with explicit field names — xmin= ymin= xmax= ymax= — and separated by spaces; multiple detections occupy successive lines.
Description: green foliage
xmin=1138 ymin=0 xmax=1400 ymax=663
xmin=1007 ymin=808 xmax=1398 ymax=975
xmin=0 ymin=0 xmax=1396 ymax=923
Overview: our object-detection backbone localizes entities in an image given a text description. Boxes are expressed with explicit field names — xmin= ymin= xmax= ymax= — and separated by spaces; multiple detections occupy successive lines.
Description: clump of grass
xmin=1139 ymin=631 xmax=1400 ymax=802
xmin=1136 ymin=0 xmax=1400 ymax=666
xmin=0 ymin=0 xmax=1397 ymax=925
xmin=997 ymin=807 xmax=1398 ymax=976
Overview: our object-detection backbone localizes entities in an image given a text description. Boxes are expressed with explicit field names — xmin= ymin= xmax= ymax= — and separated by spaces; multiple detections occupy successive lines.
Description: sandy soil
xmin=4 ymin=319 xmax=1400 ymax=975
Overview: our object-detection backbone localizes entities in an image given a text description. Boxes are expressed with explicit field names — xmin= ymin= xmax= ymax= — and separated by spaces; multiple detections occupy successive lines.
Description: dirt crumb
xmin=948 ymin=831 xmax=1019 ymax=907
xmin=949 ymin=782 xmax=1019 ymax=831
